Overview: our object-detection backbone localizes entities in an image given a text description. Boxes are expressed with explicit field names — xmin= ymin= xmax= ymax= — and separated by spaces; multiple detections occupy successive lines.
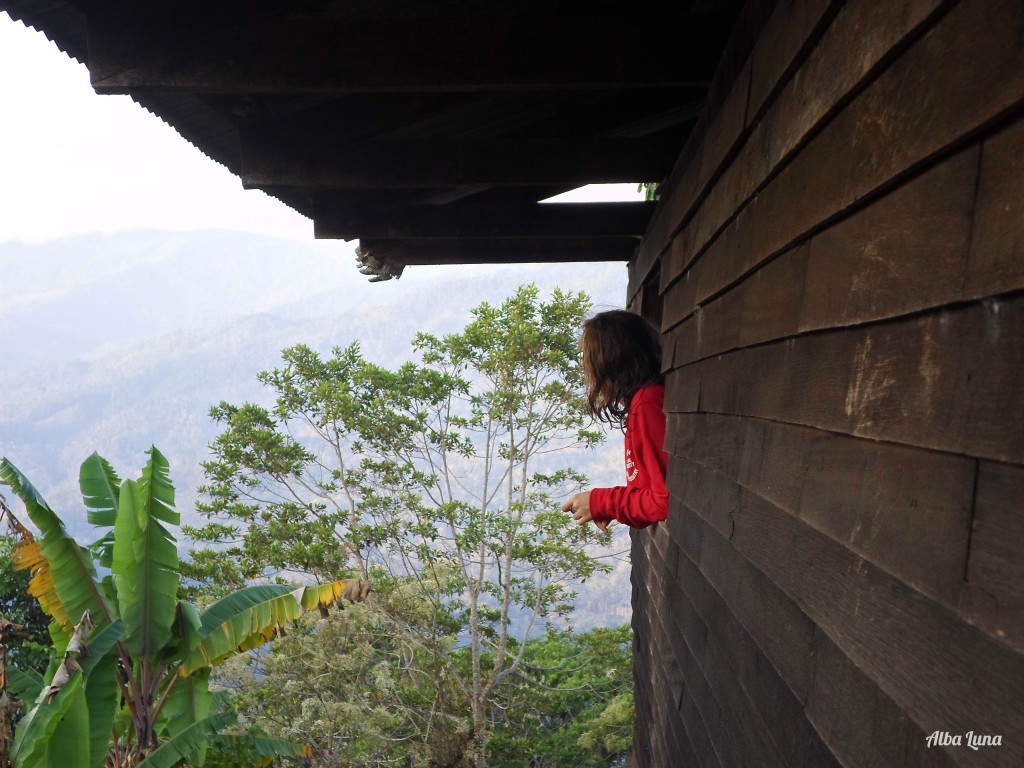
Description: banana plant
xmin=0 ymin=448 xmax=361 ymax=768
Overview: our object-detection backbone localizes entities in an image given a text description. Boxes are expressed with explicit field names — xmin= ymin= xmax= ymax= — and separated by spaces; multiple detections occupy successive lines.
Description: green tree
xmin=187 ymin=285 xmax=614 ymax=767
xmin=215 ymin=584 xmax=470 ymax=767
xmin=0 ymin=449 xmax=354 ymax=768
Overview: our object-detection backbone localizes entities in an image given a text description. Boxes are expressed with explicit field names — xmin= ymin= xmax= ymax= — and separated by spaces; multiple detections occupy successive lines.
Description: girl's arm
xmin=589 ymin=400 xmax=669 ymax=528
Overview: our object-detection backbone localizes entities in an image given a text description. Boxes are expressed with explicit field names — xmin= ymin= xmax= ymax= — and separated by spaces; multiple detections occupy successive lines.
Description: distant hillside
xmin=0 ymin=230 xmax=633 ymax=629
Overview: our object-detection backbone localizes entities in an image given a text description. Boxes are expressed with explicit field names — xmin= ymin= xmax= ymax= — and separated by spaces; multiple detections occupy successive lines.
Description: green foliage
xmin=0 ymin=535 xmax=51 ymax=674
xmin=0 ymin=450 xmax=339 ymax=768
xmin=637 ymin=182 xmax=659 ymax=201
xmin=486 ymin=626 xmax=634 ymax=768
xmin=218 ymin=602 xmax=634 ymax=768
xmin=215 ymin=593 xmax=469 ymax=767
xmin=188 ymin=286 xmax=621 ymax=766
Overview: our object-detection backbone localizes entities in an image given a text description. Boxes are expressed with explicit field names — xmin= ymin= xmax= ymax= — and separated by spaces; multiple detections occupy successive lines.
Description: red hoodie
xmin=589 ymin=383 xmax=669 ymax=529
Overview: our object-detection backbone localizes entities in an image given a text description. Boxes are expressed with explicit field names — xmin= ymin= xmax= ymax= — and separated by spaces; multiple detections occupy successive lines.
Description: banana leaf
xmin=178 ymin=585 xmax=299 ymax=675
xmin=179 ymin=580 xmax=348 ymax=675
xmin=84 ymin=653 xmax=120 ymax=768
xmin=10 ymin=666 xmax=86 ymax=768
xmin=81 ymin=452 xmax=121 ymax=568
xmin=297 ymin=579 xmax=347 ymax=610
xmin=111 ymin=448 xmax=180 ymax=658
xmin=80 ymin=451 xmax=121 ymax=526
xmin=78 ymin=619 xmax=125 ymax=768
xmin=163 ymin=601 xmax=203 ymax=664
xmin=0 ymin=459 xmax=114 ymax=637
xmin=209 ymin=731 xmax=313 ymax=762
xmin=5 ymin=665 xmax=43 ymax=703
xmin=46 ymin=666 xmax=91 ymax=768
xmin=136 ymin=710 xmax=237 ymax=768
xmin=159 ymin=668 xmax=212 ymax=737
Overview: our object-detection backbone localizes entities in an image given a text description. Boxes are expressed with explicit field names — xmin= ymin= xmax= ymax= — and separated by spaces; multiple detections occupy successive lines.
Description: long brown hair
xmin=581 ymin=309 xmax=663 ymax=428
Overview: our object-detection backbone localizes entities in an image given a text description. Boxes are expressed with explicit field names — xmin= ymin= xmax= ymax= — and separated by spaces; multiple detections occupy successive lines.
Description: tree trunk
xmin=472 ymin=701 xmax=488 ymax=768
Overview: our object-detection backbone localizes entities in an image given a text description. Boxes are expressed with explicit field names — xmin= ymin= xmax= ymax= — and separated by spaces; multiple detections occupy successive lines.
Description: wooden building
xmin=4 ymin=0 xmax=1022 ymax=765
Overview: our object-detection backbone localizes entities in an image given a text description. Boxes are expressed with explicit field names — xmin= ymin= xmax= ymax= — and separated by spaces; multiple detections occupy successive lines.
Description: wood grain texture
xmin=669 ymin=507 xmax=960 ymax=767
xmin=669 ymin=508 xmax=819 ymax=704
xmin=659 ymin=0 xmax=952 ymax=296
xmin=648 ymin=532 xmax=805 ymax=768
xmin=672 ymin=546 xmax=842 ymax=768
xmin=960 ymin=461 xmax=1024 ymax=652
xmin=673 ymin=295 xmax=1024 ymax=464
xmin=648 ymin=0 xmax=832 ymax=292
xmin=647 ymin=565 xmax=738 ymax=767
xmin=666 ymin=144 xmax=979 ymax=353
xmin=747 ymin=0 xmax=838 ymax=120
xmin=632 ymin=0 xmax=781 ymax=298
xmin=690 ymin=486 xmax=1024 ymax=765
xmin=967 ymin=116 xmax=1024 ymax=299
xmin=666 ymin=412 xmax=975 ymax=606
xmin=661 ymin=0 xmax=1024 ymax=305
xmin=803 ymin=624 xmax=959 ymax=768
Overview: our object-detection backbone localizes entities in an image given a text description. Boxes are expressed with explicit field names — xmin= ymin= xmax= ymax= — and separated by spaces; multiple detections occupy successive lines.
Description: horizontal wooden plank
xmin=663 ymin=364 xmax=701 ymax=413
xmin=242 ymin=136 xmax=680 ymax=189
xmin=672 ymin=509 xmax=959 ymax=768
xmin=657 ymin=0 xmax=948 ymax=293
xmin=667 ymin=507 xmax=819 ymax=705
xmin=641 ymin=568 xmax=719 ymax=767
xmin=699 ymin=0 xmax=948 ymax=249
xmin=746 ymin=0 xmax=838 ymax=120
xmin=355 ymin=236 xmax=638 ymax=266
xmin=666 ymin=412 xmax=975 ymax=605
xmin=648 ymin=565 xmax=794 ymax=768
xmin=960 ymin=461 xmax=1024 ymax=652
xmin=692 ymin=57 xmax=752 ymax=234
xmin=677 ymin=485 xmax=1024 ymax=765
xmin=967 ymin=116 xmax=1024 ymax=298
xmin=665 ymin=143 xmax=979 ymax=342
xmin=803 ymin=619 xmax=959 ymax=768
xmin=671 ymin=540 xmax=842 ymax=768
xmin=673 ymin=294 xmax=1024 ymax=464
xmin=632 ymin=562 xmax=720 ymax=767
xmin=799 ymin=145 xmax=979 ymax=330
xmin=662 ymin=0 xmax=1024 ymax=302
xmin=89 ymin=15 xmax=726 ymax=93
xmin=312 ymin=201 xmax=655 ymax=240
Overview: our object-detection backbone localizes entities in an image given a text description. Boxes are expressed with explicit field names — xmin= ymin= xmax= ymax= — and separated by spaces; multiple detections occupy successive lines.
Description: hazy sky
xmin=0 ymin=12 xmax=640 ymax=246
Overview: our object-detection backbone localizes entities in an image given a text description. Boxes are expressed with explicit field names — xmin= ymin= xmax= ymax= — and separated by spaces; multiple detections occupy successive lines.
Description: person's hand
xmin=561 ymin=491 xmax=609 ymax=533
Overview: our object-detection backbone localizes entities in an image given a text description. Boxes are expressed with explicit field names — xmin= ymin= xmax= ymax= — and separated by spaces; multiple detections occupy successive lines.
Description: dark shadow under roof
xmin=3 ymin=0 xmax=745 ymax=279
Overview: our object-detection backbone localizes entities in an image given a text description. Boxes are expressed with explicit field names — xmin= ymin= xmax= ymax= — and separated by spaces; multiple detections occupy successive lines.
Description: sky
xmin=0 ymin=12 xmax=641 ymax=246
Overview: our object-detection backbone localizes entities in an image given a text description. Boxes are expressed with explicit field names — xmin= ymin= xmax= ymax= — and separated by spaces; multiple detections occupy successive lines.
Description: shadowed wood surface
xmin=2 ymin=0 xmax=745 ymax=277
xmin=629 ymin=0 xmax=1024 ymax=766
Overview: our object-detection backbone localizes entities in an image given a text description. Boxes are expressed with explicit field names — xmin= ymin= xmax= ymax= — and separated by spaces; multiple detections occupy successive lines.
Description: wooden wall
xmin=626 ymin=0 xmax=1024 ymax=765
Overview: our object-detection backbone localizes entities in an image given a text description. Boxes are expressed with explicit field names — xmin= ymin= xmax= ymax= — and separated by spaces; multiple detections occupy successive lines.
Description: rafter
xmin=241 ymin=137 xmax=678 ymax=189
xmin=356 ymin=237 xmax=639 ymax=268
xmin=88 ymin=14 xmax=727 ymax=94
xmin=313 ymin=201 xmax=656 ymax=241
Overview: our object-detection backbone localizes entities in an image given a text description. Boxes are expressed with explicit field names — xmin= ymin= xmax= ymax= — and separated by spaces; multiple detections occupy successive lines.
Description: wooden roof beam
xmin=241 ymin=137 xmax=678 ymax=189
xmin=314 ymin=201 xmax=656 ymax=241
xmin=88 ymin=15 xmax=727 ymax=94
xmin=356 ymin=237 xmax=638 ymax=277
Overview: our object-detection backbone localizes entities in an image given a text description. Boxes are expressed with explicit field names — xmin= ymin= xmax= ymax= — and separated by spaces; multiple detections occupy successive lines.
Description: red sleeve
xmin=589 ymin=391 xmax=668 ymax=529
